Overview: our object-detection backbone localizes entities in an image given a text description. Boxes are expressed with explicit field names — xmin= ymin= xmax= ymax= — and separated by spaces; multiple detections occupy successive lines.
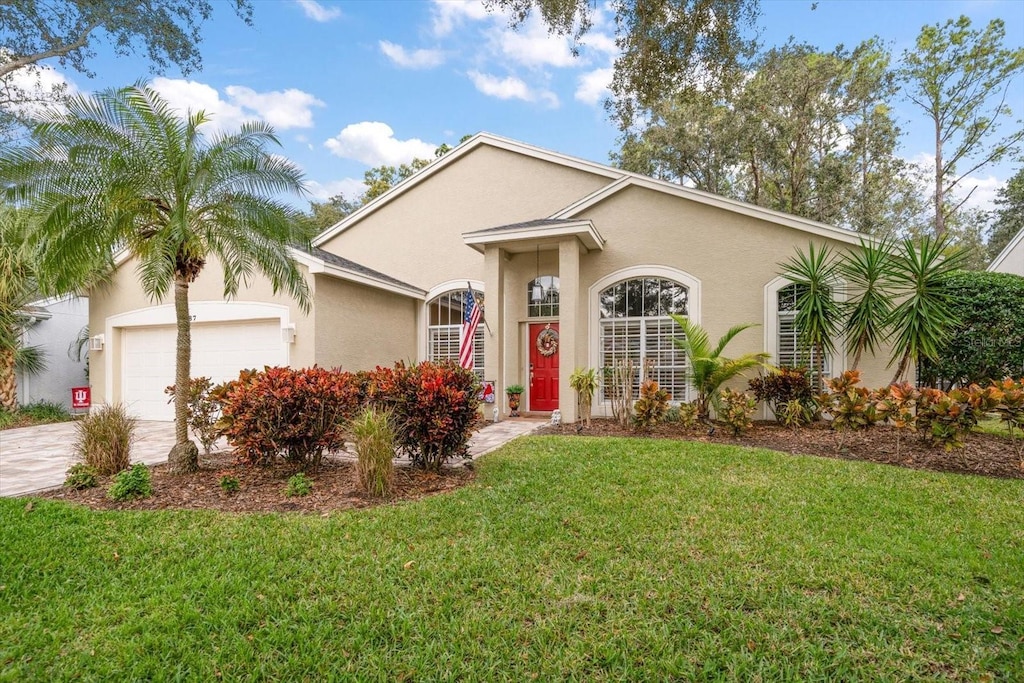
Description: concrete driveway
xmin=0 ymin=421 xmax=180 ymax=497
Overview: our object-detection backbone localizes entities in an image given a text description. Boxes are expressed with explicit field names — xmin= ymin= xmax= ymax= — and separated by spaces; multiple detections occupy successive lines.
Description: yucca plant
xmin=778 ymin=243 xmax=842 ymax=391
xmin=839 ymin=237 xmax=895 ymax=369
xmin=887 ymin=236 xmax=969 ymax=383
xmin=670 ymin=317 xmax=768 ymax=422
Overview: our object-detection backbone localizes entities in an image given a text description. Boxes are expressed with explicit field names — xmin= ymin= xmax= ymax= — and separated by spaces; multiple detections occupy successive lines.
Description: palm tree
xmin=670 ymin=316 xmax=768 ymax=422
xmin=778 ymin=243 xmax=842 ymax=391
xmin=0 ymin=208 xmax=46 ymax=412
xmin=887 ymin=235 xmax=968 ymax=383
xmin=839 ymin=237 xmax=895 ymax=369
xmin=2 ymin=84 xmax=313 ymax=472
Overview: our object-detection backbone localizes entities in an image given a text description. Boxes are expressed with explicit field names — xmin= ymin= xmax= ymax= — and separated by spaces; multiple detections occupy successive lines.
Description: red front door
xmin=529 ymin=323 xmax=559 ymax=411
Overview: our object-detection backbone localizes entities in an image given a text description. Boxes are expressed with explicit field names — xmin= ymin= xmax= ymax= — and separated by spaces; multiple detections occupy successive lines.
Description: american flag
xmin=459 ymin=288 xmax=481 ymax=370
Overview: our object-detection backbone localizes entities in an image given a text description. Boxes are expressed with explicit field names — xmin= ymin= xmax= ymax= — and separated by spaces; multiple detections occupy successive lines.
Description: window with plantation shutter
xmin=426 ymin=290 xmax=484 ymax=382
xmin=777 ymin=283 xmax=829 ymax=378
xmin=598 ymin=277 xmax=689 ymax=402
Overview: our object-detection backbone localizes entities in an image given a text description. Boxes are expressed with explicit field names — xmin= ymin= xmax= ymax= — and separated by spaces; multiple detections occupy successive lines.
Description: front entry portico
xmin=465 ymin=218 xmax=605 ymax=423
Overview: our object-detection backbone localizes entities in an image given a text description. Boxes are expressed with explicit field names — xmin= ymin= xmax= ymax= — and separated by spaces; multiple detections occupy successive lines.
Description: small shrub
xmin=675 ymin=402 xmax=700 ymax=428
xmin=749 ymin=367 xmax=814 ymax=422
xmin=219 ymin=366 xmax=362 ymax=470
xmin=819 ymin=371 xmax=879 ymax=444
xmin=165 ymin=377 xmax=222 ymax=454
xmin=569 ymin=367 xmax=599 ymax=427
xmin=718 ymin=388 xmax=757 ymax=436
xmin=218 ymin=473 xmax=240 ymax=494
xmin=991 ymin=377 xmax=1024 ymax=462
xmin=369 ymin=361 xmax=481 ymax=471
xmin=75 ymin=403 xmax=137 ymax=475
xmin=107 ymin=463 xmax=152 ymax=501
xmin=918 ymin=384 xmax=1000 ymax=452
xmin=874 ymin=382 xmax=921 ymax=456
xmin=779 ymin=398 xmax=816 ymax=429
xmin=19 ymin=400 xmax=71 ymax=423
xmin=352 ymin=406 xmax=395 ymax=497
xmin=285 ymin=472 xmax=313 ymax=498
xmin=633 ymin=379 xmax=670 ymax=433
xmin=0 ymin=408 xmax=14 ymax=429
xmin=64 ymin=463 xmax=98 ymax=490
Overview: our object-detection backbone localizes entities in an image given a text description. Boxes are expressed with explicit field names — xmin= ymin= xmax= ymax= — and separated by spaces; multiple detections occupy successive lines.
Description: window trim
xmin=423 ymin=281 xmax=486 ymax=380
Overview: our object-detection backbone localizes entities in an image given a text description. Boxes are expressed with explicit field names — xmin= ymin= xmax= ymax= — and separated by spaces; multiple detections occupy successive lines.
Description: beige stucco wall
xmin=313 ymin=275 xmax=418 ymax=370
xmin=88 ymin=253 xmax=315 ymax=406
xmin=990 ymin=232 xmax=1024 ymax=276
xmin=318 ymin=145 xmax=612 ymax=289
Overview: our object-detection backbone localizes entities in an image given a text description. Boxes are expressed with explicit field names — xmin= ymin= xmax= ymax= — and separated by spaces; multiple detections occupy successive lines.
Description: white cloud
xmin=491 ymin=14 xmax=576 ymax=68
xmin=295 ymin=0 xmax=342 ymax=22
xmin=575 ymin=67 xmax=613 ymax=105
xmin=324 ymin=121 xmax=437 ymax=166
xmin=378 ymin=41 xmax=446 ymax=69
xmin=150 ymin=78 xmax=323 ymax=133
xmin=306 ymin=177 xmax=367 ymax=201
xmin=954 ymin=174 xmax=1005 ymax=213
xmin=223 ymin=85 xmax=324 ymax=129
xmin=1 ymin=64 xmax=79 ymax=118
xmin=431 ymin=0 xmax=490 ymax=37
xmin=468 ymin=70 xmax=559 ymax=107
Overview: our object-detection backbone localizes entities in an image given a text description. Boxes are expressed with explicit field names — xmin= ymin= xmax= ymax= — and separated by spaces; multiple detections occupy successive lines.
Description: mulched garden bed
xmin=539 ymin=419 xmax=1023 ymax=480
xmin=43 ymin=453 xmax=475 ymax=514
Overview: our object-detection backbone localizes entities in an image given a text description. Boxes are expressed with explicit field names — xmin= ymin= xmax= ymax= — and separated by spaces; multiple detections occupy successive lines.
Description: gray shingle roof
xmin=469 ymin=218 xmax=579 ymax=234
xmin=302 ymin=246 xmax=423 ymax=293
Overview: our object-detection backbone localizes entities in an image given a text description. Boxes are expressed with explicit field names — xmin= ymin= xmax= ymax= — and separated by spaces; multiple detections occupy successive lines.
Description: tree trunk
xmin=891 ymin=350 xmax=911 ymax=385
xmin=168 ymin=274 xmax=199 ymax=473
xmin=0 ymin=348 xmax=17 ymax=412
xmin=934 ymin=112 xmax=945 ymax=239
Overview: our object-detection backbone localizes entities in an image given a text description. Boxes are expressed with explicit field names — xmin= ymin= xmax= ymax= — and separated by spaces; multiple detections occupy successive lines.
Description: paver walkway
xmin=0 ymin=417 xmax=546 ymax=498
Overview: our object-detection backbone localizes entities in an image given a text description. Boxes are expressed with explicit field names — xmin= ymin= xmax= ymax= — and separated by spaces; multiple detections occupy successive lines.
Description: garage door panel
xmin=122 ymin=319 xmax=285 ymax=421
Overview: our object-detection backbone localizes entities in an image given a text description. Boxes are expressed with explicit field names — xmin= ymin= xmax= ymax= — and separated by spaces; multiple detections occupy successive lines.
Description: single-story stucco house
xmin=988 ymin=228 xmax=1024 ymax=276
xmin=88 ymin=132 xmax=902 ymax=422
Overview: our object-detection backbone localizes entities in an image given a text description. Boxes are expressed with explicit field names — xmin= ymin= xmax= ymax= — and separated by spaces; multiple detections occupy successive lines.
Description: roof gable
xmin=988 ymin=227 xmax=1024 ymax=272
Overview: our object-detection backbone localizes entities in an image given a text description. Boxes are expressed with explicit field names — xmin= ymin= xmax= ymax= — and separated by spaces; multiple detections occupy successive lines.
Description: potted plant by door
xmin=506 ymin=384 xmax=524 ymax=417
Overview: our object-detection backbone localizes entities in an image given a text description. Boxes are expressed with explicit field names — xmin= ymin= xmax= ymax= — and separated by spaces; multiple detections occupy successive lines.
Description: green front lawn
xmin=2 ymin=437 xmax=1022 ymax=680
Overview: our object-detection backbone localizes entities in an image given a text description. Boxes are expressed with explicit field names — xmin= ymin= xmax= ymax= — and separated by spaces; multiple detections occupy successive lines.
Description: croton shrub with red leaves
xmin=367 ymin=361 xmax=481 ymax=472
xmin=218 ymin=366 xmax=362 ymax=469
xmin=216 ymin=361 xmax=479 ymax=472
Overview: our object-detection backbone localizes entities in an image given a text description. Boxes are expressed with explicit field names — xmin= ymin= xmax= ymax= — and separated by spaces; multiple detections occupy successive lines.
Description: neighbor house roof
xmin=313 ymin=132 xmax=869 ymax=248
xmin=988 ymin=228 xmax=1024 ymax=273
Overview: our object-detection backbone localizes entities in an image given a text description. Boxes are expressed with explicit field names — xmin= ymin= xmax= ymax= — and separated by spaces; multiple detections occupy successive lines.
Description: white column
xmin=558 ymin=238 xmax=580 ymax=423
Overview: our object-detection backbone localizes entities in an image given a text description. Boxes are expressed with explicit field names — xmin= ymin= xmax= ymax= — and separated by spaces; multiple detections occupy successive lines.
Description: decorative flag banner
xmin=459 ymin=288 xmax=481 ymax=370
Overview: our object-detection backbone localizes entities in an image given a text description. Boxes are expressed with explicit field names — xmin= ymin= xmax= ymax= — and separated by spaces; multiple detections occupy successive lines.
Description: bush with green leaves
xmin=107 ymin=463 xmax=152 ymax=501
xmin=285 ymin=472 xmax=313 ymax=498
xmin=64 ymin=463 xmax=98 ymax=490
xmin=18 ymin=400 xmax=71 ymax=423
xmin=75 ymin=403 xmax=137 ymax=475
xmin=718 ymin=388 xmax=757 ymax=436
xmin=218 ymin=473 xmax=240 ymax=494
xmin=633 ymin=379 xmax=670 ymax=433
xmin=918 ymin=271 xmax=1024 ymax=388
xmin=352 ymin=406 xmax=395 ymax=497
xmin=164 ymin=376 xmax=222 ymax=454
xmin=991 ymin=377 xmax=1024 ymax=462
xmin=569 ymin=367 xmax=599 ymax=426
xmin=0 ymin=408 xmax=14 ymax=429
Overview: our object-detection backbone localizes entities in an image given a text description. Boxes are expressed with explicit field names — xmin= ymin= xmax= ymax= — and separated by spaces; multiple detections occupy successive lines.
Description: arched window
xmin=426 ymin=289 xmax=484 ymax=380
xmin=599 ymin=277 xmax=689 ymax=401
xmin=776 ymin=283 xmax=830 ymax=377
xmin=527 ymin=276 xmax=559 ymax=317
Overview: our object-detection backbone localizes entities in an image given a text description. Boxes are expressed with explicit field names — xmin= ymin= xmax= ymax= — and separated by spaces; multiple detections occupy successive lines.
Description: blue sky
xmin=22 ymin=0 xmax=1024 ymax=213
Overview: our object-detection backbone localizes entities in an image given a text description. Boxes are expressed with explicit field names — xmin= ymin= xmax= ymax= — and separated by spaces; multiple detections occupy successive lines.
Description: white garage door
xmin=122 ymin=319 xmax=285 ymax=420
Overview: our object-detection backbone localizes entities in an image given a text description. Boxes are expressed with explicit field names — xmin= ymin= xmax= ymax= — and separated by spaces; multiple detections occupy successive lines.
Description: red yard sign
xmin=71 ymin=386 xmax=91 ymax=409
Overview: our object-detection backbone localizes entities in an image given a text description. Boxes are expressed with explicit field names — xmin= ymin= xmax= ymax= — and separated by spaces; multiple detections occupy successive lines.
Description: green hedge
xmin=918 ymin=271 xmax=1024 ymax=387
